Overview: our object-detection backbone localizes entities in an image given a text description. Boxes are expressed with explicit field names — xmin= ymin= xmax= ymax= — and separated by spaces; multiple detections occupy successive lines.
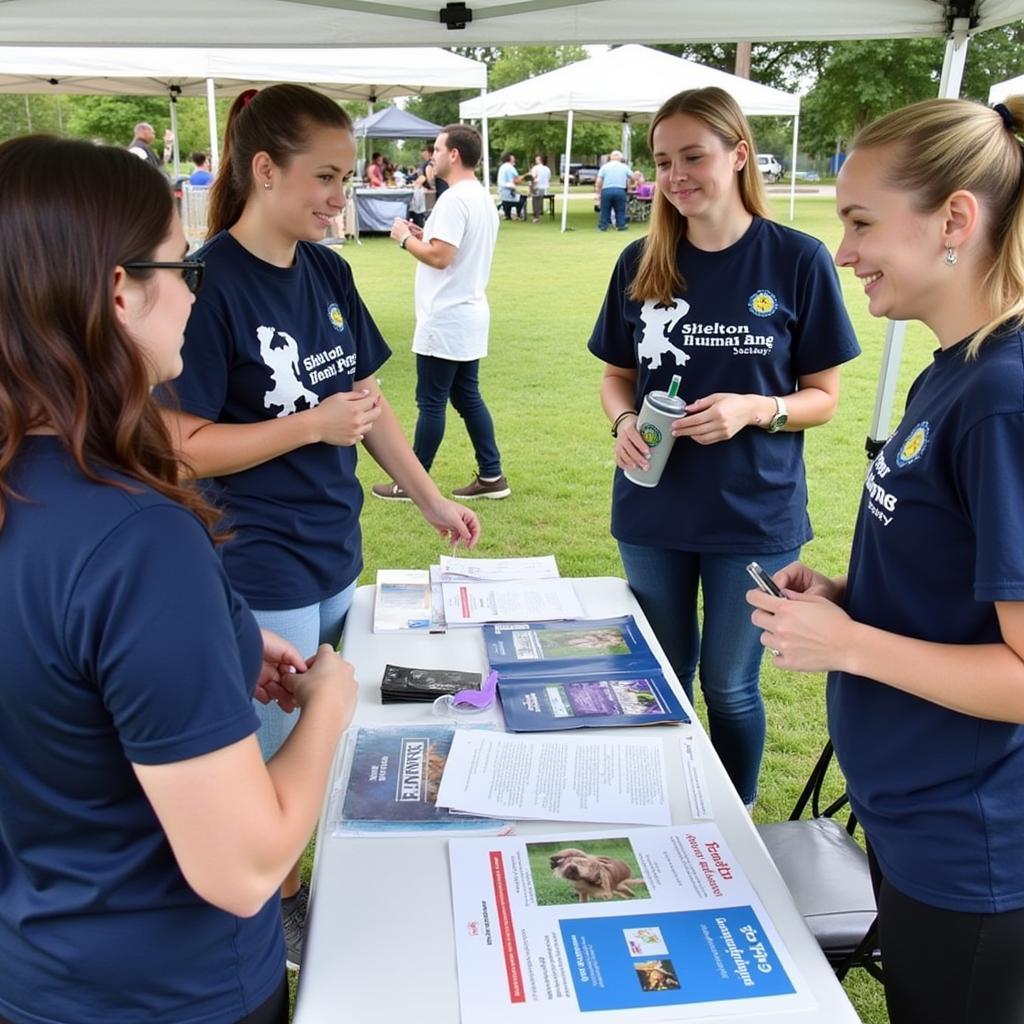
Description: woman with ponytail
xmin=749 ymin=96 xmax=1024 ymax=1023
xmin=164 ymin=84 xmax=479 ymax=968
xmin=0 ymin=136 xmax=358 ymax=1024
xmin=587 ymin=87 xmax=860 ymax=809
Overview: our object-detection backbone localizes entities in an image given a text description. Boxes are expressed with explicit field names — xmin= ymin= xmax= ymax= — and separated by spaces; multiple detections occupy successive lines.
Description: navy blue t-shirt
xmin=588 ymin=217 xmax=860 ymax=552
xmin=829 ymin=330 xmax=1024 ymax=913
xmin=0 ymin=437 xmax=282 ymax=1024
xmin=171 ymin=232 xmax=391 ymax=610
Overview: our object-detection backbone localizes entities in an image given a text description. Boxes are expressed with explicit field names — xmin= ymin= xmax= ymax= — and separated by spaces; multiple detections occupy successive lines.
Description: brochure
xmin=332 ymin=724 xmax=509 ymax=836
xmin=498 ymin=671 xmax=687 ymax=731
xmin=483 ymin=618 xmax=688 ymax=730
xmin=483 ymin=617 xmax=661 ymax=679
xmin=372 ymin=569 xmax=431 ymax=633
xmin=448 ymin=825 xmax=812 ymax=1022
xmin=442 ymin=579 xmax=584 ymax=626
xmin=438 ymin=554 xmax=561 ymax=582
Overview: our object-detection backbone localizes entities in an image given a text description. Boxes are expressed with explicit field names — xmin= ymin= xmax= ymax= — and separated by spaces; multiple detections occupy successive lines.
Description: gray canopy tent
xmin=354 ymin=107 xmax=441 ymax=139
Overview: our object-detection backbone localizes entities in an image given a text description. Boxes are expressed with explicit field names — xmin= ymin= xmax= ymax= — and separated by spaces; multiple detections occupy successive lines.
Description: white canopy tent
xmin=0 ymin=0 xmax=1019 ymax=453
xmin=0 ymin=46 xmax=486 ymax=173
xmin=0 ymin=0 xmax=1019 ymax=48
xmin=460 ymin=44 xmax=801 ymax=231
xmin=987 ymin=70 xmax=1024 ymax=102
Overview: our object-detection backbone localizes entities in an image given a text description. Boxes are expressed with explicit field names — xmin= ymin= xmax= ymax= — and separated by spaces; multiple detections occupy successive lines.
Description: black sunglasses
xmin=123 ymin=259 xmax=205 ymax=294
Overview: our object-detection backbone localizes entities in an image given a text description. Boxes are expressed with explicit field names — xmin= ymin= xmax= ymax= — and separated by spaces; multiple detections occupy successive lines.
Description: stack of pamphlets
xmin=484 ymin=617 xmax=689 ymax=731
xmin=380 ymin=664 xmax=482 ymax=704
xmin=373 ymin=556 xmax=584 ymax=633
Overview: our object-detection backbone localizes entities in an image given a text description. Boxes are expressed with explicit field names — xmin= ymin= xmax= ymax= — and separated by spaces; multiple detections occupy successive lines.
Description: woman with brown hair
xmin=163 ymin=84 xmax=479 ymax=966
xmin=0 ymin=135 xmax=357 ymax=1024
xmin=588 ymin=87 xmax=860 ymax=809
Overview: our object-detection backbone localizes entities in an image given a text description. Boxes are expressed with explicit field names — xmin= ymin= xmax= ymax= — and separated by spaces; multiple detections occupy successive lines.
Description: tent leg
xmin=866 ymin=16 xmax=969 ymax=458
xmin=480 ymin=90 xmax=490 ymax=200
xmin=169 ymin=91 xmax=180 ymax=178
xmin=560 ymin=109 xmax=574 ymax=233
xmin=788 ymin=111 xmax=799 ymax=222
xmin=206 ymin=78 xmax=220 ymax=172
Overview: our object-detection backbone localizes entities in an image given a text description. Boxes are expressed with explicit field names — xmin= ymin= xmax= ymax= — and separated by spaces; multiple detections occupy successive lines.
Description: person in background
xmin=749 ymin=95 xmax=1024 ymax=1024
xmin=190 ymin=151 xmax=213 ymax=186
xmin=162 ymin=85 xmax=479 ymax=970
xmin=589 ymin=86 xmax=859 ymax=810
xmin=127 ymin=120 xmax=173 ymax=171
xmin=497 ymin=151 xmax=527 ymax=221
xmin=529 ymin=154 xmax=552 ymax=223
xmin=374 ymin=124 xmax=509 ymax=503
xmin=595 ymin=149 xmax=635 ymax=231
xmin=366 ymin=151 xmax=385 ymax=188
xmin=0 ymin=133 xmax=358 ymax=1024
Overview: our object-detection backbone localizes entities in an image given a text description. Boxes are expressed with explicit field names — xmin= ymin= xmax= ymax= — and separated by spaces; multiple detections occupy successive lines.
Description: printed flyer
xmin=448 ymin=824 xmax=813 ymax=1021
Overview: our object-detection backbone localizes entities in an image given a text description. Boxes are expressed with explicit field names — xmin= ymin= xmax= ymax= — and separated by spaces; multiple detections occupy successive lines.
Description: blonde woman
xmin=589 ymin=87 xmax=859 ymax=808
xmin=749 ymin=96 xmax=1024 ymax=1024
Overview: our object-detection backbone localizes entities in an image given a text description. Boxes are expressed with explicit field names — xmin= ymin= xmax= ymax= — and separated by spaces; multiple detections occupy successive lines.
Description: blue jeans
xmin=414 ymin=354 xmax=502 ymax=477
xmin=617 ymin=542 xmax=800 ymax=804
xmin=599 ymin=187 xmax=627 ymax=230
xmin=250 ymin=579 xmax=357 ymax=760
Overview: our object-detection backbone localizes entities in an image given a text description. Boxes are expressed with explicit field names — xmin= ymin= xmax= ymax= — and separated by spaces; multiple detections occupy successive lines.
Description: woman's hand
xmin=290 ymin=645 xmax=359 ymax=720
xmin=676 ymin=393 xmax=770 ymax=444
xmin=773 ymin=561 xmax=847 ymax=604
xmin=309 ymin=389 xmax=382 ymax=447
xmin=254 ymin=629 xmax=307 ymax=711
xmin=747 ymin=588 xmax=857 ymax=673
xmin=613 ymin=414 xmax=649 ymax=472
xmin=420 ymin=497 xmax=481 ymax=550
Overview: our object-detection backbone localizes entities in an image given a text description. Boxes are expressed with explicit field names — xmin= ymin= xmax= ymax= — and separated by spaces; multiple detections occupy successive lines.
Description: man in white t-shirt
xmin=373 ymin=123 xmax=509 ymax=502
xmin=528 ymin=155 xmax=552 ymax=223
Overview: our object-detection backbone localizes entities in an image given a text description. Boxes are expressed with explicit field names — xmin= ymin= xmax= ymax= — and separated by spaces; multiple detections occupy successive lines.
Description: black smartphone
xmin=745 ymin=561 xmax=786 ymax=599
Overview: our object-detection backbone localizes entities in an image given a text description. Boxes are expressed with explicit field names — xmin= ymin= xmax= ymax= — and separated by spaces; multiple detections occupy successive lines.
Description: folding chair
xmin=756 ymin=740 xmax=884 ymax=983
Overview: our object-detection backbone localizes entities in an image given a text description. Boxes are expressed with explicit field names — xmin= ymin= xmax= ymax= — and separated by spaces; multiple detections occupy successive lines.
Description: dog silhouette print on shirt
xmin=638 ymin=298 xmax=692 ymax=371
xmin=257 ymin=325 xmax=320 ymax=417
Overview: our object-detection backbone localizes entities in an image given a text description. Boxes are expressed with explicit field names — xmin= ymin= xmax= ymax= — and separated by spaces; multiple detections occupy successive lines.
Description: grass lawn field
xmin=289 ymin=194 xmax=938 ymax=1021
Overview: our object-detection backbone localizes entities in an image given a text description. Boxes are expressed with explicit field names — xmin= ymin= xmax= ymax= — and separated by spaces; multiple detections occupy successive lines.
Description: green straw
xmin=667 ymin=375 xmax=681 ymax=398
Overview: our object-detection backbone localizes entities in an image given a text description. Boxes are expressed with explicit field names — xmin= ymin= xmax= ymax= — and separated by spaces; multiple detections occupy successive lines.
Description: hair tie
xmin=994 ymin=102 xmax=1015 ymax=132
xmin=240 ymin=89 xmax=258 ymax=109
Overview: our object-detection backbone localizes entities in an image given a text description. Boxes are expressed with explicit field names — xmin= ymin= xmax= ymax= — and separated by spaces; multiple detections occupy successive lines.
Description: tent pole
xmin=866 ymin=15 xmax=971 ymax=460
xmin=621 ymin=117 xmax=630 ymax=164
xmin=479 ymin=87 xmax=490 ymax=198
xmin=560 ymin=109 xmax=574 ymax=232
xmin=206 ymin=78 xmax=220 ymax=173
xmin=788 ymin=110 xmax=799 ymax=222
xmin=169 ymin=90 xmax=180 ymax=178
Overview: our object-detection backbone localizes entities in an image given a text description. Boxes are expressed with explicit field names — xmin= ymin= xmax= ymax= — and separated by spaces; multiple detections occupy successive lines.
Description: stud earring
xmin=945 ymin=245 xmax=958 ymax=266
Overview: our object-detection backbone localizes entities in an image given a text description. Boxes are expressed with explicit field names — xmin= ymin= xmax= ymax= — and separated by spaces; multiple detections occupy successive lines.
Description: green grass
xmin=290 ymin=196 xmax=936 ymax=1021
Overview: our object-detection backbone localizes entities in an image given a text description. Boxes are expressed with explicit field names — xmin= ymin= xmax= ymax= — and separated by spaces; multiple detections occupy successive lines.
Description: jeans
xmin=599 ymin=187 xmax=627 ymax=230
xmin=250 ymin=579 xmax=357 ymax=760
xmin=500 ymin=196 xmax=527 ymax=219
xmin=414 ymin=354 xmax=502 ymax=477
xmin=617 ymin=542 xmax=800 ymax=804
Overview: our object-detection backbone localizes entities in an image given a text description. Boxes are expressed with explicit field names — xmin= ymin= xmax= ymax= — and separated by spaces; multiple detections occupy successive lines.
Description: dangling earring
xmin=945 ymin=245 xmax=958 ymax=266
xmin=263 ymin=181 xmax=272 ymax=191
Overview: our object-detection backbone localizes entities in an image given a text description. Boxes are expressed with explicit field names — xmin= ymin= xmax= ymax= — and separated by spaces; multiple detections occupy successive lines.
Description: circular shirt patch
xmin=639 ymin=422 xmax=663 ymax=448
xmin=327 ymin=303 xmax=345 ymax=333
xmin=896 ymin=422 xmax=929 ymax=467
xmin=748 ymin=290 xmax=778 ymax=318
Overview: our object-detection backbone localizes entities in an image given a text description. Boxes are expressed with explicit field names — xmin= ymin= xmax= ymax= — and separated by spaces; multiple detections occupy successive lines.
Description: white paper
xmin=439 ymin=554 xmax=561 ymax=581
xmin=681 ymin=733 xmax=714 ymax=820
xmin=441 ymin=579 xmax=584 ymax=625
xmin=428 ymin=564 xmax=447 ymax=633
xmin=372 ymin=569 xmax=431 ymax=633
xmin=435 ymin=730 xmax=671 ymax=826
xmin=448 ymin=825 xmax=813 ymax=1023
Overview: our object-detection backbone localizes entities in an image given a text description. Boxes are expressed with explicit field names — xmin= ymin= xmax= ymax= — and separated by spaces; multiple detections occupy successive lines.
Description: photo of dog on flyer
xmin=526 ymin=837 xmax=650 ymax=906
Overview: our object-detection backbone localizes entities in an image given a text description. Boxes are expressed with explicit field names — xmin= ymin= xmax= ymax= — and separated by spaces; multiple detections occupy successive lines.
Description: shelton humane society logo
xmin=327 ymin=303 xmax=346 ymax=333
xmin=637 ymin=294 xmax=777 ymax=367
xmin=863 ymin=422 xmax=930 ymax=528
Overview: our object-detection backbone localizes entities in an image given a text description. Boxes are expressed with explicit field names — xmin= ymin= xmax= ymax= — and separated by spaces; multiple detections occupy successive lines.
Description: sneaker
xmin=282 ymin=883 xmax=309 ymax=971
xmin=371 ymin=481 xmax=412 ymax=501
xmin=532 ymin=217 xmax=541 ymax=223
xmin=451 ymin=474 xmax=511 ymax=500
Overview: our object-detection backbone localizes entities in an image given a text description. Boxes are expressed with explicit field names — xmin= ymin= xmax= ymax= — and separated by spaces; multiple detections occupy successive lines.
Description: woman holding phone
xmin=588 ymin=87 xmax=859 ymax=809
xmin=749 ymin=96 xmax=1024 ymax=1023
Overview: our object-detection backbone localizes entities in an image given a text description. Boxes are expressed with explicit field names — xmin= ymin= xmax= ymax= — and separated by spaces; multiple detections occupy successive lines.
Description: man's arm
xmin=390 ymin=216 xmax=456 ymax=270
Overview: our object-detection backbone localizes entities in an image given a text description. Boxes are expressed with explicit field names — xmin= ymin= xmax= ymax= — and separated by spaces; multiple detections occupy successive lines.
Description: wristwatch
xmin=399 ymin=234 xmax=411 ymax=249
xmin=767 ymin=395 xmax=788 ymax=433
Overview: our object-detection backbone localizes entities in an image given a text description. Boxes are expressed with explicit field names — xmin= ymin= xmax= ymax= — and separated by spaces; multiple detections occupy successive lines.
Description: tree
xmin=960 ymin=20 xmax=1024 ymax=102
xmin=651 ymin=42 xmax=831 ymax=93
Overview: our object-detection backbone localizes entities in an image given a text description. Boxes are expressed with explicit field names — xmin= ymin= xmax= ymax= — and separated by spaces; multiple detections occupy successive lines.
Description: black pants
xmin=868 ymin=844 xmax=1024 ymax=1024
xmin=0 ymin=972 xmax=288 ymax=1024
xmin=500 ymin=196 xmax=526 ymax=219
